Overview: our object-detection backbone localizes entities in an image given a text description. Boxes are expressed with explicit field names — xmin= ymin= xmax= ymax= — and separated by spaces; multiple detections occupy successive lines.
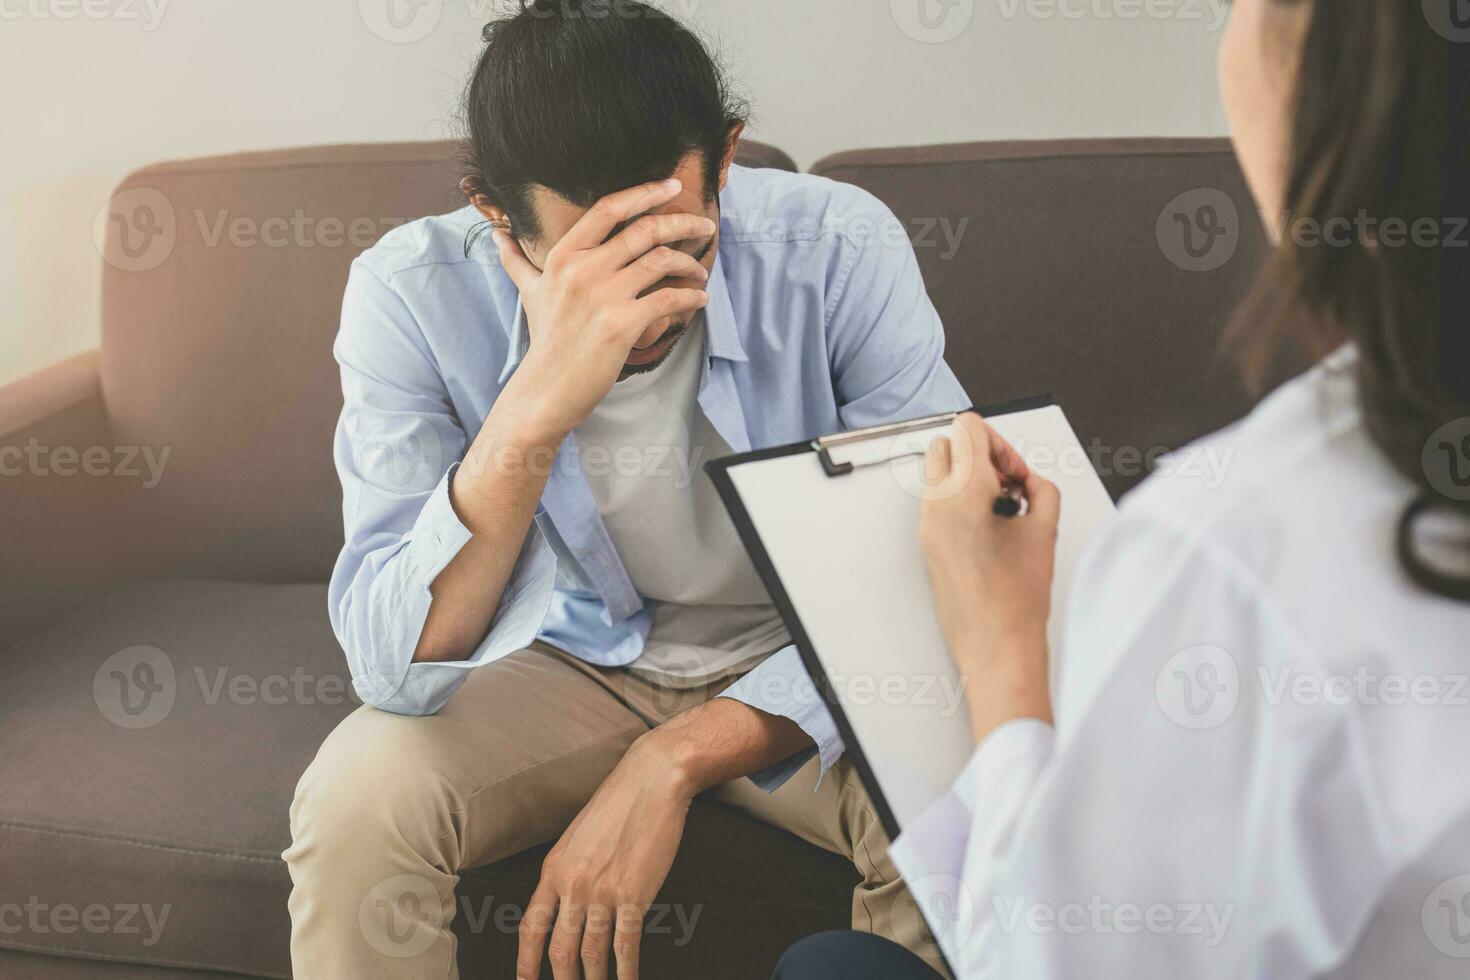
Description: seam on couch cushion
xmin=0 ymin=820 xmax=281 ymax=864
xmin=0 ymin=937 xmax=285 ymax=979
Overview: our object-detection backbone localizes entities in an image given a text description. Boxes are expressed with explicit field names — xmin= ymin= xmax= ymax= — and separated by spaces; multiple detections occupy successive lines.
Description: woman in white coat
xmin=777 ymin=0 xmax=1470 ymax=976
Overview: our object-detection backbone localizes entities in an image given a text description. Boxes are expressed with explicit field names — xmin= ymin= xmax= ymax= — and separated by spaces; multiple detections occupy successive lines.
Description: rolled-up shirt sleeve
xmin=328 ymin=259 xmax=558 ymax=716
xmin=717 ymin=645 xmax=845 ymax=791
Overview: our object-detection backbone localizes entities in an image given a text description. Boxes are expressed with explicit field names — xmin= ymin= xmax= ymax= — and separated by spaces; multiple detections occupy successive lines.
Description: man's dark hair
xmin=460 ymin=0 xmax=749 ymax=245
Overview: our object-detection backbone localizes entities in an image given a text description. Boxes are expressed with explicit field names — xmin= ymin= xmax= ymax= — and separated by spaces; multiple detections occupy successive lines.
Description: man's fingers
xmin=562 ymin=178 xmax=684 ymax=252
xmin=613 ymin=904 xmax=644 ymax=980
xmin=493 ymin=228 xmax=541 ymax=292
xmin=516 ymin=883 xmax=559 ymax=980
xmin=580 ymin=905 xmax=614 ymax=980
xmin=628 ymin=288 xmax=710 ymax=329
xmin=548 ymin=901 xmax=587 ymax=980
xmin=604 ymin=213 xmax=717 ymax=269
xmin=619 ymin=246 xmax=710 ymax=294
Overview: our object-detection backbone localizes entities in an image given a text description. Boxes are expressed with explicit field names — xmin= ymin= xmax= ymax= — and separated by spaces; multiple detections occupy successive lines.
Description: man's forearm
xmin=413 ymin=385 xmax=565 ymax=664
xmin=639 ymin=696 xmax=815 ymax=797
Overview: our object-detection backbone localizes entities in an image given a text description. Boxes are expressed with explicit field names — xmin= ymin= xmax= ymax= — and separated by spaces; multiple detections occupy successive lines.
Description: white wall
xmin=0 ymin=0 xmax=1229 ymax=386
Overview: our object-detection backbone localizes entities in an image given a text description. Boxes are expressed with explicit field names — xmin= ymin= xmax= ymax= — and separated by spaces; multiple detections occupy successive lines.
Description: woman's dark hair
xmin=1232 ymin=0 xmax=1470 ymax=600
xmin=459 ymin=0 xmax=748 ymax=246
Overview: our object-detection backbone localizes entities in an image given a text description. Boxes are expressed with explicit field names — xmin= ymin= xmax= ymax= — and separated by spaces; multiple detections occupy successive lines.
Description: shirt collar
xmin=498 ymin=244 xmax=746 ymax=387
xmin=703 ymin=248 xmax=747 ymax=364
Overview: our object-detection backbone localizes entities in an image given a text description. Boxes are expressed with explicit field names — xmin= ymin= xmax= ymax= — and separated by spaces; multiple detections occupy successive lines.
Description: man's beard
xmin=618 ymin=320 xmax=691 ymax=379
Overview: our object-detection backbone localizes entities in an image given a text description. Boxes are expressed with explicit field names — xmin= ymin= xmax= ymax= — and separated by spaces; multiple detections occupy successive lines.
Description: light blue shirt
xmin=328 ymin=164 xmax=969 ymax=790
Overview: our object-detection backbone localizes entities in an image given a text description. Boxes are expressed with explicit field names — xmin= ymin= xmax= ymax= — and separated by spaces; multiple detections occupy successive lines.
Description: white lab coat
xmin=892 ymin=347 xmax=1470 ymax=979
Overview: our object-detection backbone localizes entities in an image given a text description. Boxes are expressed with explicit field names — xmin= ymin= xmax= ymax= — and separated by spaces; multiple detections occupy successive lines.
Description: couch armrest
xmin=0 ymin=352 xmax=126 ymax=642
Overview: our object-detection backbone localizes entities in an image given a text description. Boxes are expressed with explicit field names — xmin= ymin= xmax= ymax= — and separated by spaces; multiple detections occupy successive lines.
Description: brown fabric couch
xmin=0 ymin=137 xmax=1270 ymax=978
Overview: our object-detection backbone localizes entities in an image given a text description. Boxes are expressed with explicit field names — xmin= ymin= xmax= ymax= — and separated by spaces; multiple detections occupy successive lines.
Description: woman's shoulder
xmin=1069 ymin=347 xmax=1470 ymax=851
xmin=1118 ymin=347 xmax=1400 ymax=568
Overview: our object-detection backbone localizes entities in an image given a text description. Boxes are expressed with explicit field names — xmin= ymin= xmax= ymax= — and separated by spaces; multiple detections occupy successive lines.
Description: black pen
xmin=993 ymin=492 xmax=1023 ymax=518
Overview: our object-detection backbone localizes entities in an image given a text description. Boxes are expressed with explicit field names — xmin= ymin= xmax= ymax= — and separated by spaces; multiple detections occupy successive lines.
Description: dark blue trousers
xmin=772 ymin=931 xmax=942 ymax=980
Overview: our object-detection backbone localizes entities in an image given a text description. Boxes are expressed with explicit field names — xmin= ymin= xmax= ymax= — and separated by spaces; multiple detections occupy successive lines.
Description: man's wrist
xmin=493 ymin=368 xmax=574 ymax=450
xmin=632 ymin=697 xmax=811 ymax=799
xmin=453 ymin=390 xmax=566 ymax=499
xmin=630 ymin=726 xmax=706 ymax=801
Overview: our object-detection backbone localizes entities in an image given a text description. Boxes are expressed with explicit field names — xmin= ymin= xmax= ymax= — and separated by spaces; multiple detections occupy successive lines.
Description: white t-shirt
xmin=891 ymin=346 xmax=1470 ymax=978
xmin=572 ymin=317 xmax=790 ymax=688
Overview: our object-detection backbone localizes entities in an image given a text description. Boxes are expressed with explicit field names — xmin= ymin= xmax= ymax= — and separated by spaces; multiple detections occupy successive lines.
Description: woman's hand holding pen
xmin=919 ymin=412 xmax=1062 ymax=744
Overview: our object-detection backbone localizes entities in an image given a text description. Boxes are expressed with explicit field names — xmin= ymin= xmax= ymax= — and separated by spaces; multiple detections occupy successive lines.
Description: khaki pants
xmin=284 ymin=643 xmax=942 ymax=978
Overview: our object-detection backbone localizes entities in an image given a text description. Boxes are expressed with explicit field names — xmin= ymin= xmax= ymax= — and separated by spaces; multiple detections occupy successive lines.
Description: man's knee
xmin=287 ymin=708 xmax=462 ymax=874
xmin=831 ymin=762 xmax=894 ymax=866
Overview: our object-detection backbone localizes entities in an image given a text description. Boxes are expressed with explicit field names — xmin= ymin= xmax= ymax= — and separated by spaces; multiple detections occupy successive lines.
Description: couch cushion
xmin=0 ymin=948 xmax=261 ymax=979
xmin=96 ymin=139 xmax=798 ymax=584
xmin=0 ymin=580 xmax=852 ymax=977
xmin=812 ymin=139 xmax=1290 ymax=500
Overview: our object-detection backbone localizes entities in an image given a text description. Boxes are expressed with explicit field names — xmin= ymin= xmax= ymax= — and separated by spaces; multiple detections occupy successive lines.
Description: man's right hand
xmin=493 ymin=177 xmax=714 ymax=442
xmin=417 ymin=179 xmax=711 ymax=665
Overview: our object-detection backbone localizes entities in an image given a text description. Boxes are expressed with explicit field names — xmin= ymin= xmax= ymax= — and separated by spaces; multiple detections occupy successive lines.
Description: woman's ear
xmin=717 ymin=123 xmax=746 ymax=193
xmin=458 ymin=175 xmax=510 ymax=230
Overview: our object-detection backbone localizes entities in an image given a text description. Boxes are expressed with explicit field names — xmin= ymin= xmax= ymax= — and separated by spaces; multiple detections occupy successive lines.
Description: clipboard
xmin=706 ymin=396 xmax=1119 ymax=842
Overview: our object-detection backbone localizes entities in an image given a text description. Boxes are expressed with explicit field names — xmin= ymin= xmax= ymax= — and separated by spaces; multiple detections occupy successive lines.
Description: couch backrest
xmin=100 ymin=137 xmax=1270 ymax=584
xmin=812 ymin=139 xmax=1275 ymax=500
xmin=98 ymin=139 xmax=796 ymax=582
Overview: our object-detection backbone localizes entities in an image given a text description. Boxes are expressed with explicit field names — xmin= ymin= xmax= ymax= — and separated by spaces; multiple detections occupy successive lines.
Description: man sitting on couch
xmin=284 ymin=2 xmax=968 ymax=976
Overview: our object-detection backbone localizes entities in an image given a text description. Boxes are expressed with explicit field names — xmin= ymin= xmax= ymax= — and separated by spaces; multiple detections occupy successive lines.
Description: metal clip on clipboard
xmin=813 ymin=411 xmax=959 ymax=478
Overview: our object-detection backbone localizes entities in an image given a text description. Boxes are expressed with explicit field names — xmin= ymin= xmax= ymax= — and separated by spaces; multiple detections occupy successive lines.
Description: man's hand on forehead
xmin=604 ymin=212 xmax=716 ymax=263
xmin=489 ymin=177 xmax=715 ymax=438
